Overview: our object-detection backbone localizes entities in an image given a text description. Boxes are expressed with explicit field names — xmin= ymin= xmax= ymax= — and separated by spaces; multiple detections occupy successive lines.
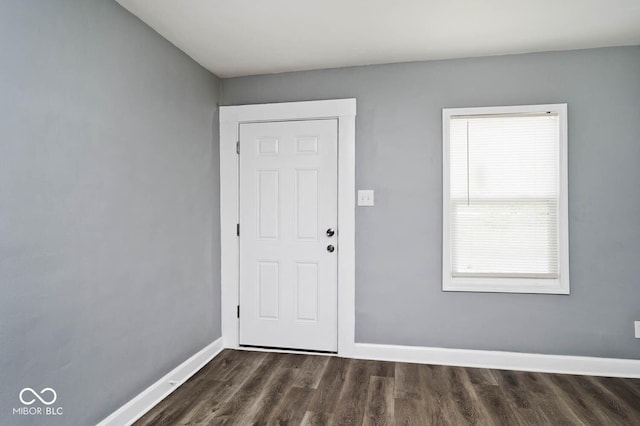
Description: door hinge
xmin=236 ymin=223 xmax=240 ymax=236
xmin=237 ymin=305 xmax=240 ymax=318
xmin=236 ymin=141 xmax=240 ymax=155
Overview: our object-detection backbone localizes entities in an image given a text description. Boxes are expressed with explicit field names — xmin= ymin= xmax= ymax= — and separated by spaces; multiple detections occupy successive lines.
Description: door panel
xmin=239 ymin=119 xmax=338 ymax=352
xmin=296 ymin=262 xmax=319 ymax=321
xmin=257 ymin=262 xmax=279 ymax=319
xmin=257 ymin=170 xmax=279 ymax=239
xmin=295 ymin=170 xmax=318 ymax=240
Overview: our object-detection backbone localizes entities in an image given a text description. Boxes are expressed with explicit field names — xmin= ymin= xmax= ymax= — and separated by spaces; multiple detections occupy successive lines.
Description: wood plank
xmin=362 ymin=359 xmax=395 ymax=377
xmin=540 ymin=373 xmax=607 ymax=425
xmin=306 ymin=356 xmax=349 ymax=413
xmin=291 ymin=354 xmax=330 ymax=389
xmin=491 ymin=370 xmax=554 ymax=426
xmin=628 ymin=377 xmax=640 ymax=394
xmin=244 ymin=366 xmax=297 ymax=424
xmin=279 ymin=352 xmax=309 ymax=369
xmin=502 ymin=389 xmax=552 ymax=426
xmin=518 ymin=371 xmax=585 ymax=426
xmin=394 ymin=397 xmax=431 ymax=426
xmin=474 ymin=384 xmax=520 ymax=426
xmin=419 ymin=364 xmax=462 ymax=425
xmin=592 ymin=376 xmax=640 ymax=418
xmin=179 ymin=351 xmax=268 ymax=424
xmin=135 ymin=350 xmax=263 ymax=425
xmin=394 ymin=362 xmax=422 ymax=399
xmin=300 ymin=411 xmax=332 ymax=426
xmin=210 ymin=352 xmax=284 ymax=424
xmin=362 ymin=376 xmax=395 ymax=426
xmin=265 ymin=386 xmax=313 ymax=426
xmin=330 ymin=359 xmax=372 ymax=426
xmin=134 ymin=378 xmax=220 ymax=425
xmin=466 ymin=367 xmax=498 ymax=386
xmin=445 ymin=366 xmax=487 ymax=425
xmin=571 ymin=375 xmax=638 ymax=424
xmin=213 ymin=349 xmax=255 ymax=380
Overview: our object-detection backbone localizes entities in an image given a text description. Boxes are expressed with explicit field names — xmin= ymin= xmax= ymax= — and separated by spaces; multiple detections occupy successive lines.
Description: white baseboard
xmin=351 ymin=342 xmax=640 ymax=378
xmin=97 ymin=337 xmax=224 ymax=426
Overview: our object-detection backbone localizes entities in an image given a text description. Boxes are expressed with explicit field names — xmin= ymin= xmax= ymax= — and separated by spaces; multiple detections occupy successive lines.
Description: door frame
xmin=219 ymin=99 xmax=356 ymax=356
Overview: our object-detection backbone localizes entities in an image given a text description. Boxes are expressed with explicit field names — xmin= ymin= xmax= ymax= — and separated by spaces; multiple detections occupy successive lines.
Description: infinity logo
xmin=19 ymin=388 xmax=57 ymax=406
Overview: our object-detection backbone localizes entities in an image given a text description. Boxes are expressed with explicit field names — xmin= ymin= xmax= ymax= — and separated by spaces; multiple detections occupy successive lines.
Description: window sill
xmin=443 ymin=276 xmax=570 ymax=294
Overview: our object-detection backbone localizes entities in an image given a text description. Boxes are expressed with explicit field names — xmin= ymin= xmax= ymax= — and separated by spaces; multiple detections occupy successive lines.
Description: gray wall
xmin=0 ymin=1 xmax=220 ymax=425
xmin=222 ymin=46 xmax=640 ymax=360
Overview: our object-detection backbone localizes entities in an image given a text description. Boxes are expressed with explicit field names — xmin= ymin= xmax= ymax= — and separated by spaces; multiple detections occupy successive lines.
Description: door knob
xmin=326 ymin=228 xmax=335 ymax=237
xmin=327 ymin=245 xmax=335 ymax=253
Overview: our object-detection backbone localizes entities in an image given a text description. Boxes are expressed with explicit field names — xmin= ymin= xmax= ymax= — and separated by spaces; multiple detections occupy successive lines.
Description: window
xmin=442 ymin=104 xmax=569 ymax=294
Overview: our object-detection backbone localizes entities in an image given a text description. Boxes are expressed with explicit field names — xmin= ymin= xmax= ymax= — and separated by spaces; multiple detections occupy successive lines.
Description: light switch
xmin=357 ymin=190 xmax=374 ymax=206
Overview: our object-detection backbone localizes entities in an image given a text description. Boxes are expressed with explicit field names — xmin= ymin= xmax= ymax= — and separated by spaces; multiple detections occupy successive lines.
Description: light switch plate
xmin=357 ymin=190 xmax=374 ymax=206
xmin=635 ymin=321 xmax=640 ymax=338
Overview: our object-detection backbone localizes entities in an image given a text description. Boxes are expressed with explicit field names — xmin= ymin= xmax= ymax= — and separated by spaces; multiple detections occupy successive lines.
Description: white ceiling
xmin=116 ymin=0 xmax=640 ymax=78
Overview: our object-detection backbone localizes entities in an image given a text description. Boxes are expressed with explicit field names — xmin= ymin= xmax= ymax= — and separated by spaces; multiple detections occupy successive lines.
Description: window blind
xmin=449 ymin=113 xmax=559 ymax=278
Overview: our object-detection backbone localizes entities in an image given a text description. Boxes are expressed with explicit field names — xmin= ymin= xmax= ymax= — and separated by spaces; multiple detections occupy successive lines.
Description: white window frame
xmin=442 ymin=104 xmax=570 ymax=294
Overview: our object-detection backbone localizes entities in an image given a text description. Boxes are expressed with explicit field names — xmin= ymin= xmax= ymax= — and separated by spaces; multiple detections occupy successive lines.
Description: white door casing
xmin=239 ymin=120 xmax=338 ymax=351
xmin=220 ymin=99 xmax=356 ymax=355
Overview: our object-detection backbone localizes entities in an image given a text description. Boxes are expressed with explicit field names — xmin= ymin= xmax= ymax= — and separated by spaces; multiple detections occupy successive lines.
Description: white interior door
xmin=239 ymin=119 xmax=338 ymax=352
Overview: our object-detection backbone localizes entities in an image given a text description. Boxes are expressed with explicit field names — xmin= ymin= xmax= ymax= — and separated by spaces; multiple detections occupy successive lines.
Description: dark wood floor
xmin=136 ymin=349 xmax=640 ymax=425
